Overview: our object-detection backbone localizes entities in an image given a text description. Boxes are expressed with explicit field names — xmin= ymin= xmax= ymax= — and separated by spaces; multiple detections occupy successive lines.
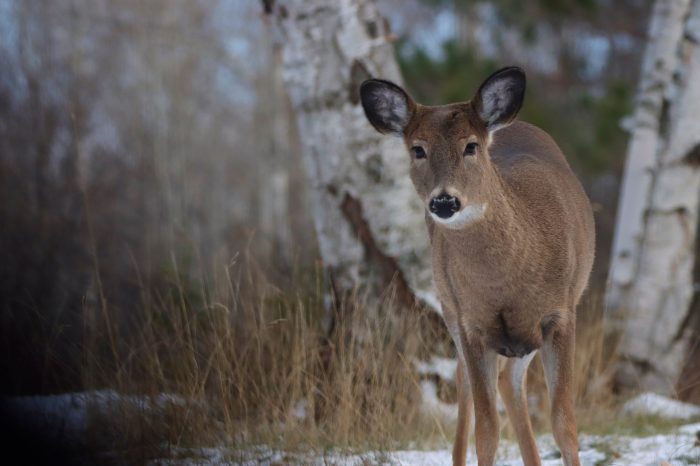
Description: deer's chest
xmin=430 ymin=233 xmax=555 ymax=323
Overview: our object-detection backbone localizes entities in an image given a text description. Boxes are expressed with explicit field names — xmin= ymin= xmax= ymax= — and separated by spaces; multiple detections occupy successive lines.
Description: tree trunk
xmin=263 ymin=0 xmax=455 ymax=417
xmin=607 ymin=0 xmax=700 ymax=397
xmin=262 ymin=0 xmax=435 ymax=308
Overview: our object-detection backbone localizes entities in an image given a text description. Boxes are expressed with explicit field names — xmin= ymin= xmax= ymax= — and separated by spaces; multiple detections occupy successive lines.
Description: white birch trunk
xmin=264 ymin=0 xmax=434 ymax=307
xmin=264 ymin=0 xmax=453 ymax=415
xmin=607 ymin=0 xmax=700 ymax=394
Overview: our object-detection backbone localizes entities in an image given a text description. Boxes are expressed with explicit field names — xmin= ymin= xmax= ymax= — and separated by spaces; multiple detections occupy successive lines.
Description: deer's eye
xmin=464 ymin=142 xmax=478 ymax=156
xmin=411 ymin=146 xmax=426 ymax=159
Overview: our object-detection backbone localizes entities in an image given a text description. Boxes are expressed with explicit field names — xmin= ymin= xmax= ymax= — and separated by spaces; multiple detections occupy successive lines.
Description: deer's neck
xmin=434 ymin=168 xmax=528 ymax=270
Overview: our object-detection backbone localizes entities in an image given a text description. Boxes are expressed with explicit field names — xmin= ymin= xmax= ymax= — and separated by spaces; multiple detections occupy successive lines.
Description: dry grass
xmin=78 ymin=242 xmax=626 ymax=462
xmin=572 ymin=292 xmax=622 ymax=430
xmin=79 ymin=248 xmax=454 ymax=461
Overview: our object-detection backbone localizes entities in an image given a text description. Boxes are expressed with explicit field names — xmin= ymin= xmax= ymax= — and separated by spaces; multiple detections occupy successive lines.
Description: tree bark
xmin=263 ymin=0 xmax=456 ymax=417
xmin=262 ymin=0 xmax=435 ymax=308
xmin=607 ymin=0 xmax=700 ymax=396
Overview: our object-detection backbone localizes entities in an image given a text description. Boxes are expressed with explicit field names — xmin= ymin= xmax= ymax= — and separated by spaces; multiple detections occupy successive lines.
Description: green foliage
xmin=398 ymin=40 xmax=498 ymax=105
xmin=397 ymin=40 xmax=631 ymax=175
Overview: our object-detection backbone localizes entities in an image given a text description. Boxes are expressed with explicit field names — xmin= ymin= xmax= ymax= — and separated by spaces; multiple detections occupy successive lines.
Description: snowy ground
xmin=1 ymin=389 xmax=186 ymax=449
xmin=156 ymin=392 xmax=700 ymax=465
xmin=3 ymin=391 xmax=699 ymax=465
xmin=203 ymin=423 xmax=700 ymax=465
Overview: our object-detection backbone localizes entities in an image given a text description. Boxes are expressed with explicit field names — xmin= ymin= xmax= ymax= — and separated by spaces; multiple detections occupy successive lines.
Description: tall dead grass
xmin=80 ymin=247 xmax=451 ymax=460
xmin=80 ymin=241 xmax=622 ymax=461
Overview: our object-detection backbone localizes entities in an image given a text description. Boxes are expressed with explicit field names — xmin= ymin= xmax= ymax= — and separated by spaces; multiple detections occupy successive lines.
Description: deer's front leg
xmin=443 ymin=309 xmax=473 ymax=466
xmin=461 ymin=336 xmax=499 ymax=466
xmin=541 ymin=320 xmax=580 ymax=466
xmin=452 ymin=358 xmax=473 ymax=466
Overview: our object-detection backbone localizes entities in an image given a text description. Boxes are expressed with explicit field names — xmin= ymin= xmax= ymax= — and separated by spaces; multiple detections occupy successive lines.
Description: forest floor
xmin=189 ymin=424 xmax=700 ymax=465
xmin=3 ymin=391 xmax=699 ymax=465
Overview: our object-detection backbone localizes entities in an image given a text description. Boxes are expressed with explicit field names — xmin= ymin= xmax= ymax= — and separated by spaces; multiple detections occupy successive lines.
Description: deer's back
xmin=490 ymin=121 xmax=595 ymax=304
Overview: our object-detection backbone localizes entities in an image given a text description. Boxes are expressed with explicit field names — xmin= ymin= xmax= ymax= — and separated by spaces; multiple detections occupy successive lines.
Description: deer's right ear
xmin=360 ymin=79 xmax=415 ymax=136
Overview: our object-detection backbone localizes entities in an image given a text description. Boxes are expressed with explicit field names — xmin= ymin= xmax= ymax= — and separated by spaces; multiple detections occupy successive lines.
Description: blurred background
xmin=0 ymin=0 xmax=642 ymax=390
xmin=1 ymin=0 xmax=698 ymax=463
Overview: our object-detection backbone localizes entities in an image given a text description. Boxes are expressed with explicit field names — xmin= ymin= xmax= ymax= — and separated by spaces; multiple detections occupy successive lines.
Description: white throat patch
xmin=430 ymin=203 xmax=487 ymax=229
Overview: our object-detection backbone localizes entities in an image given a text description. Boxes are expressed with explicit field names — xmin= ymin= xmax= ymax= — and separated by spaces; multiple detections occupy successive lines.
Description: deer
xmin=359 ymin=67 xmax=595 ymax=466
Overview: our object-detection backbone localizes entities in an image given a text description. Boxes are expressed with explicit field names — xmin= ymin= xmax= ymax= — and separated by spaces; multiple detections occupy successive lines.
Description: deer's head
xmin=360 ymin=67 xmax=526 ymax=229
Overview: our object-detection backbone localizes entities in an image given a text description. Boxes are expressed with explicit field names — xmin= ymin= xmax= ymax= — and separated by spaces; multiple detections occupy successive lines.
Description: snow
xmin=1 ymin=390 xmax=186 ymax=446
xmin=5 ymin=391 xmax=700 ymax=465
xmin=414 ymin=355 xmax=457 ymax=382
xmin=370 ymin=439 xmax=607 ymax=466
xmin=622 ymin=392 xmax=700 ymax=420
xmin=418 ymin=379 xmax=459 ymax=423
xmin=414 ymin=289 xmax=442 ymax=315
xmin=605 ymin=433 xmax=698 ymax=465
xmin=1 ymin=391 xmax=91 ymax=445
xmin=291 ymin=398 xmax=308 ymax=421
xmin=225 ymin=425 xmax=699 ymax=465
xmin=679 ymin=422 xmax=700 ymax=434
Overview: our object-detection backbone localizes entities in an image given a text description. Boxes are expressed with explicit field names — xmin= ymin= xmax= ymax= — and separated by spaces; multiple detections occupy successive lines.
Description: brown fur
xmin=361 ymin=69 xmax=595 ymax=466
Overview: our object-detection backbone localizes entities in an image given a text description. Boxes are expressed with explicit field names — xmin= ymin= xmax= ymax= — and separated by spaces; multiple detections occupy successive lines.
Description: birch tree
xmin=607 ymin=0 xmax=700 ymax=396
xmin=263 ymin=0 xmax=456 ymax=415
xmin=263 ymin=0 xmax=436 ymax=310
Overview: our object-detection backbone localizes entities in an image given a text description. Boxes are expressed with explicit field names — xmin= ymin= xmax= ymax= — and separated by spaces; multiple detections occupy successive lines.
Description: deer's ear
xmin=360 ymin=79 xmax=415 ymax=135
xmin=473 ymin=67 xmax=526 ymax=132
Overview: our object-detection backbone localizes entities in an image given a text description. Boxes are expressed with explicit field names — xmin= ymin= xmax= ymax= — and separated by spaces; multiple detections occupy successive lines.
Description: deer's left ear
xmin=360 ymin=79 xmax=416 ymax=136
xmin=473 ymin=67 xmax=526 ymax=133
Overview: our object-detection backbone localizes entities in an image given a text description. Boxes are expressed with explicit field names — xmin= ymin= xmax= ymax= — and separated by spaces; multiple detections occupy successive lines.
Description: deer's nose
xmin=429 ymin=193 xmax=460 ymax=219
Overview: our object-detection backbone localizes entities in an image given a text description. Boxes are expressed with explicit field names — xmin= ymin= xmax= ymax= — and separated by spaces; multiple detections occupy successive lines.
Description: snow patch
xmin=414 ymin=355 xmax=457 ymax=382
xmin=678 ymin=421 xmax=700 ymax=435
xmin=2 ymin=390 xmax=187 ymax=447
xmin=622 ymin=392 xmax=700 ymax=420
xmin=183 ymin=422 xmax=700 ymax=465
xmin=291 ymin=398 xmax=308 ymax=421
xmin=418 ymin=380 xmax=458 ymax=423
xmin=604 ymin=433 xmax=699 ymax=466
xmin=229 ymin=440 xmax=607 ymax=466
xmin=414 ymin=289 xmax=442 ymax=315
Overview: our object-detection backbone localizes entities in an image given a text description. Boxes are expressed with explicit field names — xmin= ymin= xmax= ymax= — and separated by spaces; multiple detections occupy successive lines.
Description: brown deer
xmin=360 ymin=67 xmax=595 ymax=466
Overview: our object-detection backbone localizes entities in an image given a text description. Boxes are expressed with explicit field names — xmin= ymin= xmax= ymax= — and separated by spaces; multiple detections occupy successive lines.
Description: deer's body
xmin=430 ymin=121 xmax=594 ymax=358
xmin=361 ymin=68 xmax=595 ymax=466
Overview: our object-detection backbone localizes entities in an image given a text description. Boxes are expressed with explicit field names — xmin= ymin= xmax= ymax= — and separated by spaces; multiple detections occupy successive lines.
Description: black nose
xmin=429 ymin=193 xmax=460 ymax=219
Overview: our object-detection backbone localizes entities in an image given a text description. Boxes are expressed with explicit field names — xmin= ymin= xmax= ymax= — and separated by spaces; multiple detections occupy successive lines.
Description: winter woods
xmin=607 ymin=0 xmax=700 ymax=400
xmin=1 ymin=0 xmax=700 ymax=462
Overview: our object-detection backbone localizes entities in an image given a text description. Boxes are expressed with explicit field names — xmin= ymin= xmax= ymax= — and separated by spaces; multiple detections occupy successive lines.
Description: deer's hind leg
xmin=498 ymin=352 xmax=541 ymax=466
xmin=541 ymin=319 xmax=580 ymax=466
xmin=452 ymin=358 xmax=473 ymax=466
